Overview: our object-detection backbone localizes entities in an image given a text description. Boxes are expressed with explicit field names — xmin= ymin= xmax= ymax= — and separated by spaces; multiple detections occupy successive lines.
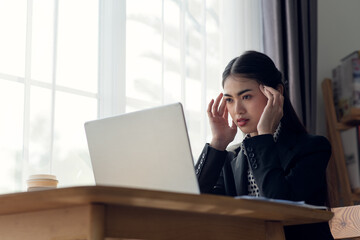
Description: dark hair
xmin=222 ymin=50 xmax=307 ymax=134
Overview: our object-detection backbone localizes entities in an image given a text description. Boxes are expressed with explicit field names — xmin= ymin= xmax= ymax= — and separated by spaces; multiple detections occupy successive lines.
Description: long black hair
xmin=222 ymin=50 xmax=307 ymax=134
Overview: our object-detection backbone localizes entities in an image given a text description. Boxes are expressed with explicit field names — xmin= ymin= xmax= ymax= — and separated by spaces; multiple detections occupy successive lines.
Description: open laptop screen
xmin=84 ymin=103 xmax=200 ymax=194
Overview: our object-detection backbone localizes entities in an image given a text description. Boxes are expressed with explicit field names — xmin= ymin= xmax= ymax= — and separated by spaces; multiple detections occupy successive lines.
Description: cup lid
xmin=28 ymin=174 xmax=57 ymax=180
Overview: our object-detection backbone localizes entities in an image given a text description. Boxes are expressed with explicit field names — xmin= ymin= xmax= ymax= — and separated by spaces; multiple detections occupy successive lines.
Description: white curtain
xmin=0 ymin=0 xmax=262 ymax=193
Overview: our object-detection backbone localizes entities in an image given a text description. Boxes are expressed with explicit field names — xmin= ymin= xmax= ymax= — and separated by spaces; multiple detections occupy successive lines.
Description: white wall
xmin=317 ymin=0 xmax=360 ymax=136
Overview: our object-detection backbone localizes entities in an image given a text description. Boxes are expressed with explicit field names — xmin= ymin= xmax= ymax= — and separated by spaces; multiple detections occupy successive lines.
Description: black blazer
xmin=195 ymin=130 xmax=333 ymax=240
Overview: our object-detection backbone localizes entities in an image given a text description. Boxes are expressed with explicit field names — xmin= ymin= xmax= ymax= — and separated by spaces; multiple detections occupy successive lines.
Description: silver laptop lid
xmin=84 ymin=102 xmax=200 ymax=194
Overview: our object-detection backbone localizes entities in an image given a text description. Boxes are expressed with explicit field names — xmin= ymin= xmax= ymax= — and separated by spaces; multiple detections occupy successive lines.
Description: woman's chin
xmin=239 ymin=126 xmax=258 ymax=136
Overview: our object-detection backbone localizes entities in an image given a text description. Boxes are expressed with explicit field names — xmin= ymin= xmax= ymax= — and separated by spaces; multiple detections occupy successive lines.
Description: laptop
xmin=84 ymin=102 xmax=200 ymax=194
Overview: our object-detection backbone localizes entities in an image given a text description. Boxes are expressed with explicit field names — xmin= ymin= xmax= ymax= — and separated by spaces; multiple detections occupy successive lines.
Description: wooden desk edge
xmin=0 ymin=186 xmax=333 ymax=226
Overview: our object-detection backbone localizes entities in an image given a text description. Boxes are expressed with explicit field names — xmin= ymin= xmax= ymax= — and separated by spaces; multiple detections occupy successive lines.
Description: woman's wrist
xmin=257 ymin=131 xmax=273 ymax=136
xmin=210 ymin=139 xmax=228 ymax=151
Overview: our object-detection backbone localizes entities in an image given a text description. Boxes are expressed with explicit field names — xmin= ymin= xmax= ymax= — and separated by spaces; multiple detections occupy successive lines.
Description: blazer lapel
xmin=229 ymin=130 xmax=303 ymax=196
xmin=231 ymin=149 xmax=249 ymax=196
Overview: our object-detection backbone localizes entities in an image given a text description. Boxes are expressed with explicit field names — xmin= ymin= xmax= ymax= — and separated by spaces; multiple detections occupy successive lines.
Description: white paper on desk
xmin=235 ymin=196 xmax=328 ymax=210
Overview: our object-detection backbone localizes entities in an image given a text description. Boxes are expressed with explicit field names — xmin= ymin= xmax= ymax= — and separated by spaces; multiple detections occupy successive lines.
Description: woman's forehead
xmin=224 ymin=75 xmax=259 ymax=87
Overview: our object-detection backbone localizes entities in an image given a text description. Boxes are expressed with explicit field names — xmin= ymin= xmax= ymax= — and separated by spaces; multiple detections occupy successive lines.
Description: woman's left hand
xmin=257 ymin=85 xmax=284 ymax=135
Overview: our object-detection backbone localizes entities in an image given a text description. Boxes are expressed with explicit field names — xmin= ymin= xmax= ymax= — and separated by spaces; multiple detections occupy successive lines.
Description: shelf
xmin=336 ymin=122 xmax=353 ymax=131
xmin=352 ymin=190 xmax=360 ymax=202
xmin=340 ymin=108 xmax=360 ymax=126
xmin=352 ymin=188 xmax=360 ymax=195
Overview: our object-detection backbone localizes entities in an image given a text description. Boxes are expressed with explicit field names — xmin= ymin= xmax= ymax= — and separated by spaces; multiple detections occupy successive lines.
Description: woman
xmin=195 ymin=51 xmax=333 ymax=239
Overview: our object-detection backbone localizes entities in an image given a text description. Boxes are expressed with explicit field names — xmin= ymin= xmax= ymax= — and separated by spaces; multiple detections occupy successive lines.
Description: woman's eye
xmin=242 ymin=95 xmax=251 ymax=100
xmin=225 ymin=98 xmax=233 ymax=103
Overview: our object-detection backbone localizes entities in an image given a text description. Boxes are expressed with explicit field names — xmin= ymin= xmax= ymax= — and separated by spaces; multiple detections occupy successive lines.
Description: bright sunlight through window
xmin=0 ymin=0 xmax=262 ymax=193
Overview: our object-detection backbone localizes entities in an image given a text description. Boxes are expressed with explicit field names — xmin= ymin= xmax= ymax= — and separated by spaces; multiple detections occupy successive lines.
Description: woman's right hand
xmin=207 ymin=93 xmax=237 ymax=151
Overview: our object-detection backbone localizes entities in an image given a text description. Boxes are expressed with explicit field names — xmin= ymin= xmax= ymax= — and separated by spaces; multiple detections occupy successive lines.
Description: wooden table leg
xmin=266 ymin=221 xmax=285 ymax=240
xmin=0 ymin=204 xmax=103 ymax=240
xmin=89 ymin=204 xmax=105 ymax=240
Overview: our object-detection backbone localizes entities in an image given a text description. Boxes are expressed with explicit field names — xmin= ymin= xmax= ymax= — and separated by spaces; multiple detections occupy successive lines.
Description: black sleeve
xmin=242 ymin=134 xmax=331 ymax=202
xmin=195 ymin=143 xmax=233 ymax=194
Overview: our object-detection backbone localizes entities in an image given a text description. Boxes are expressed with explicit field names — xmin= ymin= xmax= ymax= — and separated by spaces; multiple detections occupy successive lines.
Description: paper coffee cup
xmin=27 ymin=174 xmax=58 ymax=191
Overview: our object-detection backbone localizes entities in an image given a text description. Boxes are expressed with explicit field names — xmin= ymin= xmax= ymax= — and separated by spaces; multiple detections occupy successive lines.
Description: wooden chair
xmin=330 ymin=205 xmax=360 ymax=239
xmin=322 ymin=78 xmax=360 ymax=239
xmin=322 ymin=78 xmax=360 ymax=207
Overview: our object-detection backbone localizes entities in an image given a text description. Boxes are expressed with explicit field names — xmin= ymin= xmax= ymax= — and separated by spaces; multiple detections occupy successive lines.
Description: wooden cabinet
xmin=322 ymin=78 xmax=360 ymax=207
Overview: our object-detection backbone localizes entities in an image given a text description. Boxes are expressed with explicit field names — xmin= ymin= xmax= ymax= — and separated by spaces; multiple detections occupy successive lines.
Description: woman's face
xmin=223 ymin=75 xmax=268 ymax=136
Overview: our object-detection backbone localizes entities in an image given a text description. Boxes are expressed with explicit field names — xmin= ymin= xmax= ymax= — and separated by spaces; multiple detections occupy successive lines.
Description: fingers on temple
xmin=264 ymin=87 xmax=285 ymax=107
xmin=218 ymin=97 xmax=226 ymax=116
xmin=266 ymin=87 xmax=283 ymax=107
xmin=207 ymin=99 xmax=214 ymax=117
xmin=212 ymin=93 xmax=223 ymax=116
xmin=264 ymin=88 xmax=274 ymax=105
xmin=259 ymin=84 xmax=266 ymax=95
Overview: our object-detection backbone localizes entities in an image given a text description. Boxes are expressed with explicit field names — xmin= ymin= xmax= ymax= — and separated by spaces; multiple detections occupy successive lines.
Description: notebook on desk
xmin=84 ymin=102 xmax=200 ymax=194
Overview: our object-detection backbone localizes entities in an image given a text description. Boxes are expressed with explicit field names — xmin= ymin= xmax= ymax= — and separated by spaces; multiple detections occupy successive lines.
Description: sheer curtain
xmin=0 ymin=0 xmax=262 ymax=194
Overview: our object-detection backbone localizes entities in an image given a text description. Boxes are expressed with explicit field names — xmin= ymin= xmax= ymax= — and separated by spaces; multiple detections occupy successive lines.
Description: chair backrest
xmin=322 ymin=78 xmax=353 ymax=207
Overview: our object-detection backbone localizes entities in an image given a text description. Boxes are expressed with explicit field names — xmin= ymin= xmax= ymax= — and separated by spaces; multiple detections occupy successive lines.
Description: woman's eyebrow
xmin=224 ymin=89 xmax=252 ymax=97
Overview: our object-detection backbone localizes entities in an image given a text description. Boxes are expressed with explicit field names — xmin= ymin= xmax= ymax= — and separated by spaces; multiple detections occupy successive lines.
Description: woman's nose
xmin=235 ymin=101 xmax=245 ymax=114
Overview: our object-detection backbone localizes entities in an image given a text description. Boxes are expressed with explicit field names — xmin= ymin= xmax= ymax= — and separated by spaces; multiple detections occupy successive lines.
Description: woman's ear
xmin=277 ymin=84 xmax=284 ymax=95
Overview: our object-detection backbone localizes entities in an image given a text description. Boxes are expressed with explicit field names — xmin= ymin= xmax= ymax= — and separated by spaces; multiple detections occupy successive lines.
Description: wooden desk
xmin=0 ymin=186 xmax=333 ymax=240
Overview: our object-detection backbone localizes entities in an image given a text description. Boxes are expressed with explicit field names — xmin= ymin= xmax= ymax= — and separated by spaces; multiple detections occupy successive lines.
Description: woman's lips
xmin=237 ymin=118 xmax=249 ymax=127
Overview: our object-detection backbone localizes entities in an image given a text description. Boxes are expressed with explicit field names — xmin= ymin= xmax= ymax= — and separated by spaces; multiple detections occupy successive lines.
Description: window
xmin=0 ymin=0 xmax=262 ymax=193
xmin=0 ymin=0 xmax=98 ymax=193
xmin=125 ymin=0 xmax=223 ymax=160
